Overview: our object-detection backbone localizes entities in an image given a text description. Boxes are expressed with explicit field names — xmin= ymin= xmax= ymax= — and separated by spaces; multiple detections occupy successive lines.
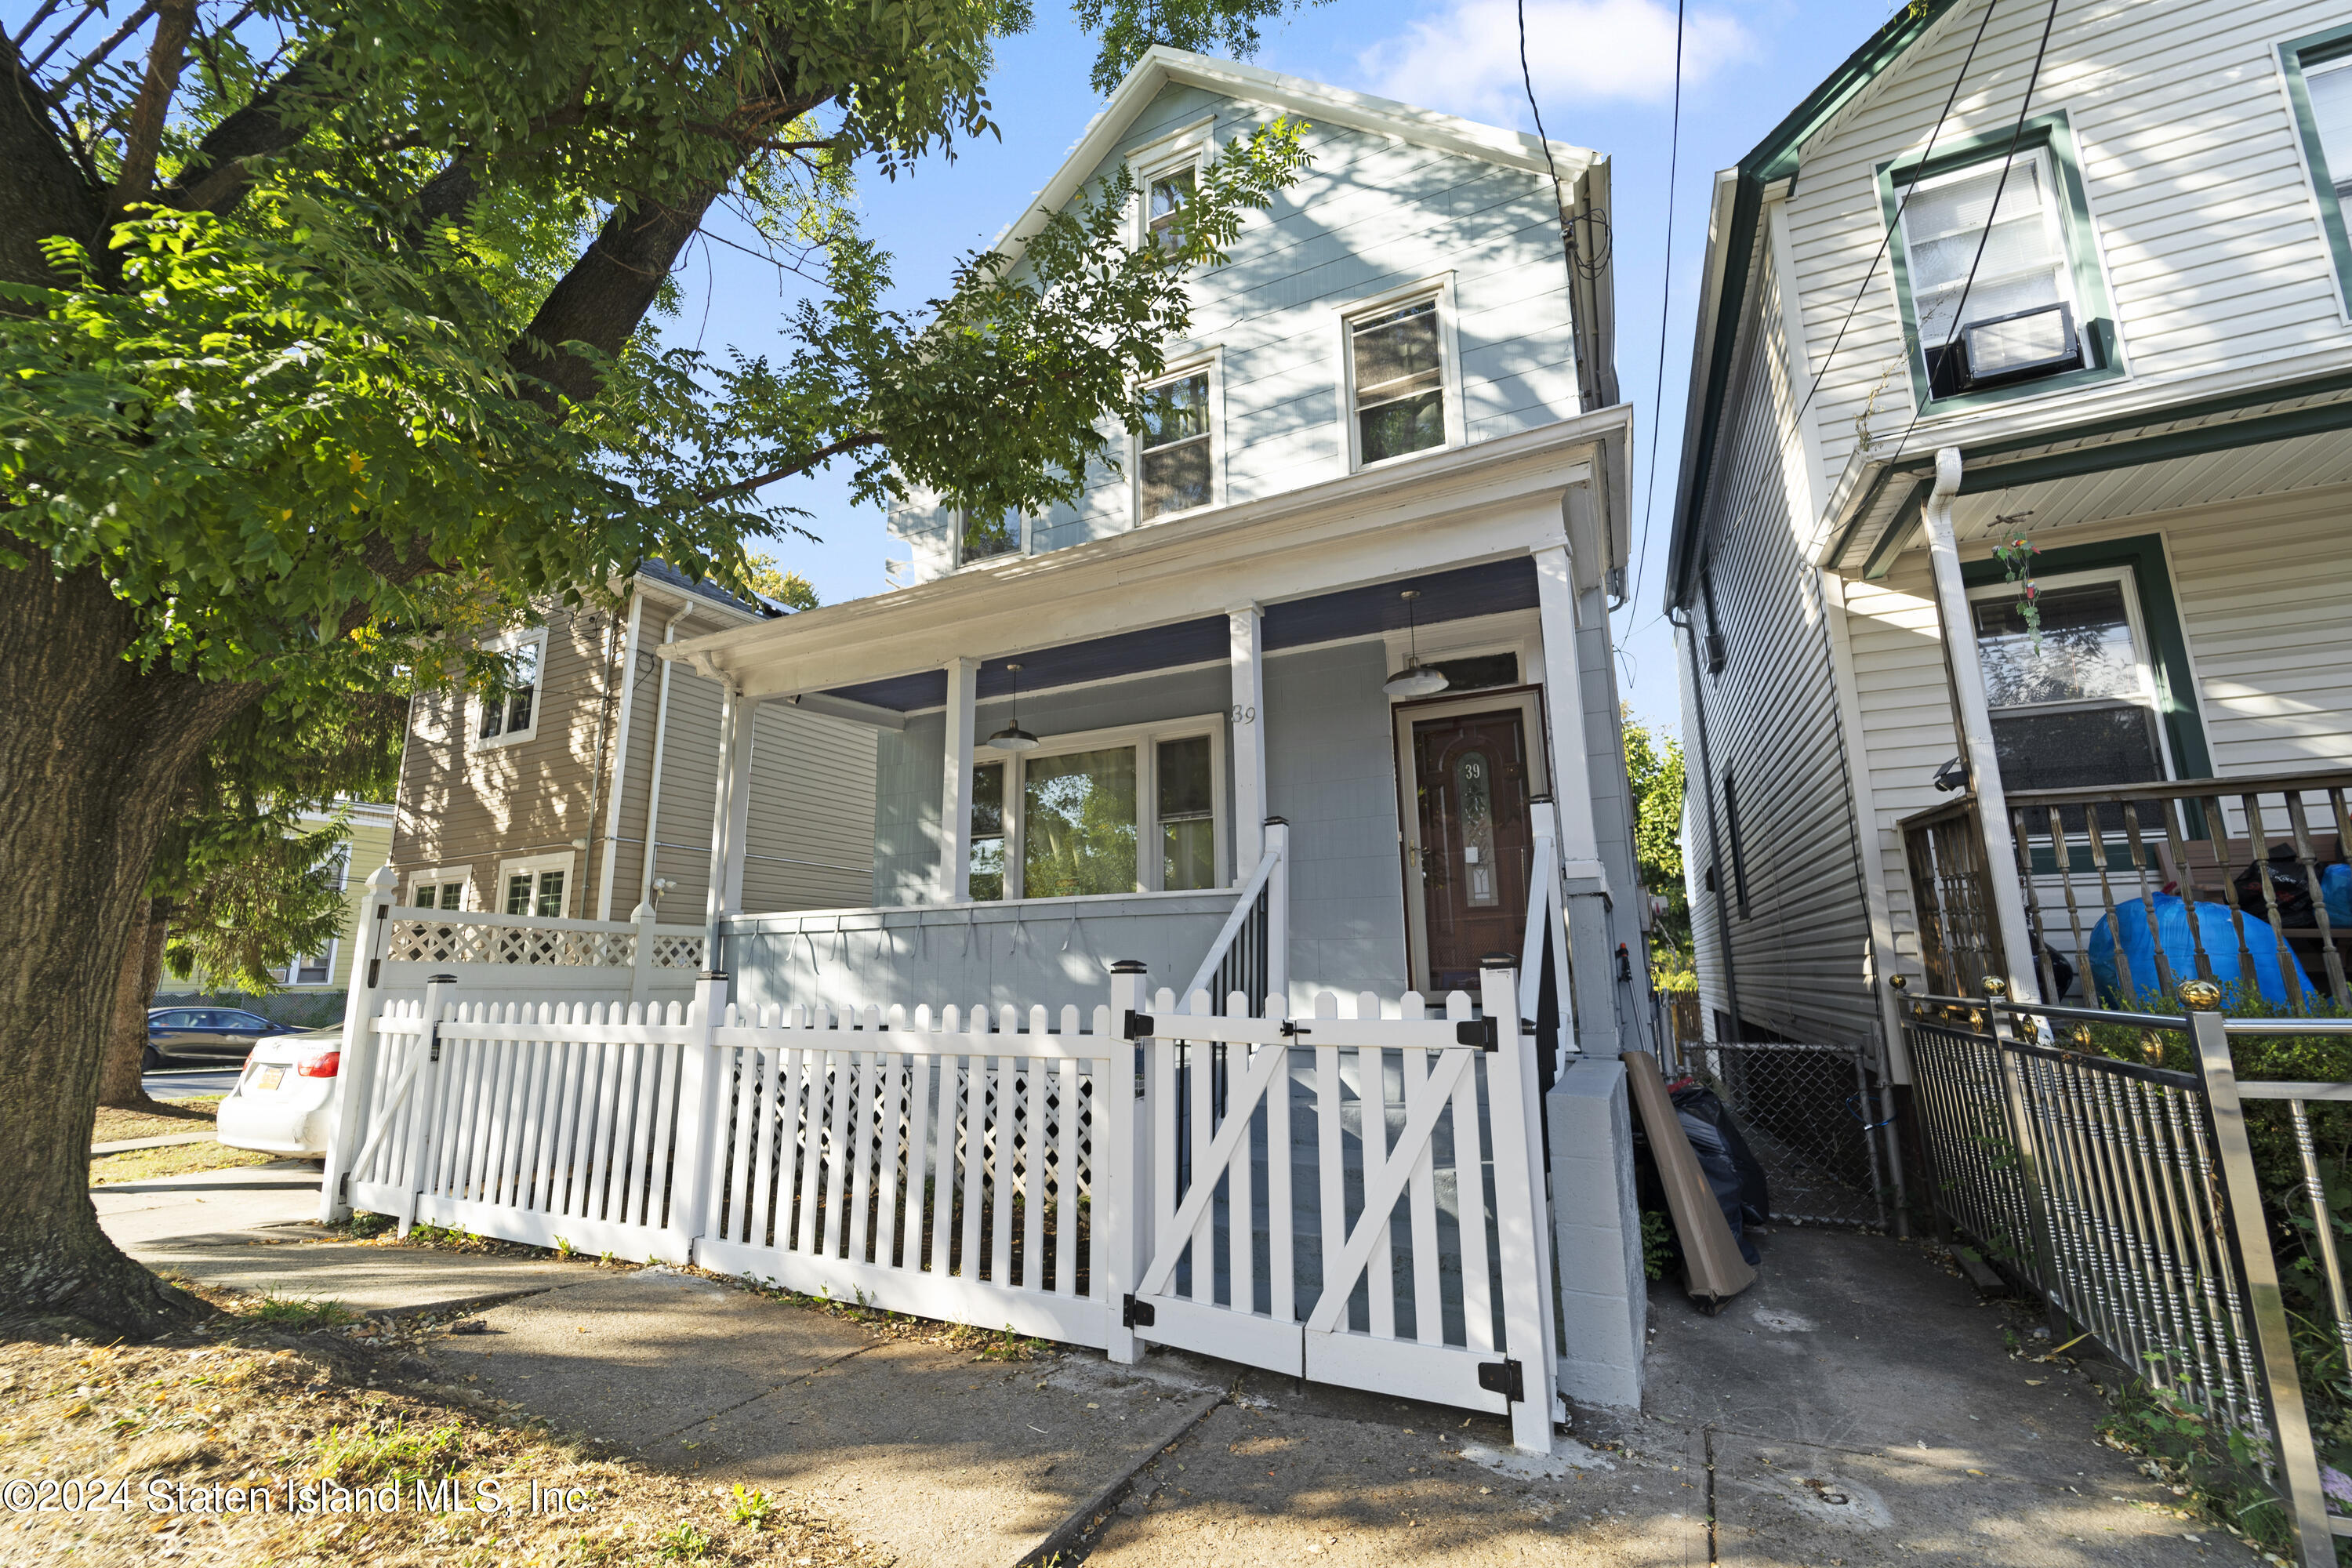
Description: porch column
xmin=938 ymin=657 xmax=979 ymax=903
xmin=1229 ymin=604 xmax=1266 ymax=876
xmin=1533 ymin=544 xmax=1617 ymax=1055
xmin=702 ymin=677 xmax=760 ymax=967
xmin=1922 ymin=446 xmax=2042 ymax=1004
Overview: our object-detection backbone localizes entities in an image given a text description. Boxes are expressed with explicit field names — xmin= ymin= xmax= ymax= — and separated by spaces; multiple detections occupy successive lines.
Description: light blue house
xmin=670 ymin=49 xmax=1653 ymax=1053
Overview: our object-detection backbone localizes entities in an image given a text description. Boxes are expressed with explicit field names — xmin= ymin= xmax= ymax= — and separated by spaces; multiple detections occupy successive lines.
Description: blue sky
xmin=673 ymin=0 xmax=1915 ymax=736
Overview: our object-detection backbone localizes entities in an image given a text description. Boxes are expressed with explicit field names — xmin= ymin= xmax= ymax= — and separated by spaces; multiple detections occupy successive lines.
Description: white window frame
xmin=1893 ymin=145 xmax=2085 ymax=388
xmin=406 ymin=865 xmax=473 ymax=911
xmin=494 ymin=851 xmax=577 ymax=919
xmin=470 ymin=625 xmax=549 ymax=752
xmin=1131 ymin=350 xmax=1225 ymax=528
xmin=1964 ymin=564 xmax=2177 ymax=779
xmin=1338 ymin=274 xmax=1466 ymax=474
xmin=973 ymin=713 xmax=1229 ymax=900
xmin=1127 ymin=116 xmax=1216 ymax=251
xmin=953 ymin=507 xmax=1028 ymax=570
xmin=275 ymin=940 xmax=337 ymax=988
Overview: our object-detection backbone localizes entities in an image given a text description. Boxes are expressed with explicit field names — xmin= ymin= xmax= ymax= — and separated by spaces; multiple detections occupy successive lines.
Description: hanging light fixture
xmin=989 ymin=661 xmax=1040 ymax=751
xmin=1382 ymin=589 xmax=1450 ymax=699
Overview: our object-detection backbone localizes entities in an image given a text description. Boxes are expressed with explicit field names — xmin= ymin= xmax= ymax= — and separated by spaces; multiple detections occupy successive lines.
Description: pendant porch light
xmin=1382 ymin=589 xmax=1450 ymax=699
xmin=989 ymin=661 xmax=1041 ymax=751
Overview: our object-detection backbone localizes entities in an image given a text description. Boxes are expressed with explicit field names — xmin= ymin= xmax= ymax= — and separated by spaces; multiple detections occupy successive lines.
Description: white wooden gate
xmin=1112 ymin=960 xmax=1558 ymax=1450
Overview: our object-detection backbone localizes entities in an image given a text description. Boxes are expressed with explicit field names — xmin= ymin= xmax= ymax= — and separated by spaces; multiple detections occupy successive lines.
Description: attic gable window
xmin=1879 ymin=114 xmax=2118 ymax=409
xmin=1147 ymin=167 xmax=1195 ymax=252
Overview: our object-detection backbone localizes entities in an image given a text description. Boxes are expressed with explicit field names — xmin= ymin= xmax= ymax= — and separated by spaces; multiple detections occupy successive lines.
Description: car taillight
xmin=297 ymin=1049 xmax=340 ymax=1079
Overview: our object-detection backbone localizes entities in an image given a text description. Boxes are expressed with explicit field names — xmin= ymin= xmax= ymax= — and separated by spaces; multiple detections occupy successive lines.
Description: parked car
xmin=215 ymin=1026 xmax=343 ymax=1156
xmin=145 ymin=1006 xmax=297 ymax=1069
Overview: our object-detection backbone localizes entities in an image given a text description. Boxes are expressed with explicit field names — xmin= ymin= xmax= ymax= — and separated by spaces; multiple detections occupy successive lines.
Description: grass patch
xmin=237 ymin=1293 xmax=359 ymax=1331
xmin=89 ymin=1142 xmax=277 ymax=1185
xmin=92 ymin=1094 xmax=223 ymax=1146
xmin=0 ymin=1308 xmax=884 ymax=1566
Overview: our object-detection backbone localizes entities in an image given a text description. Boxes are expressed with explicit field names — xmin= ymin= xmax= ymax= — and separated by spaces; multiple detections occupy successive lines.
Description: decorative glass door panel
xmin=1409 ymin=710 xmax=1535 ymax=993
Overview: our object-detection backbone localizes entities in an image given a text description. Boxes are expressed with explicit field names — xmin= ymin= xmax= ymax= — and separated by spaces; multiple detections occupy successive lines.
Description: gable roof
xmin=1661 ymin=0 xmax=1965 ymax=612
xmin=992 ymin=45 xmax=1607 ymax=267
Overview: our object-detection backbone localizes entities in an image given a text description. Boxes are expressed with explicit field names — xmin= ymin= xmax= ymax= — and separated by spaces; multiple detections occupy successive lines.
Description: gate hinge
xmin=1122 ymin=1010 xmax=1155 ymax=1041
xmin=1121 ymin=1294 xmax=1156 ymax=1330
xmin=1477 ymin=1359 xmax=1525 ymax=1403
xmin=1457 ymin=1018 xmax=1500 ymax=1051
xmin=1280 ymin=1021 xmax=1311 ymax=1037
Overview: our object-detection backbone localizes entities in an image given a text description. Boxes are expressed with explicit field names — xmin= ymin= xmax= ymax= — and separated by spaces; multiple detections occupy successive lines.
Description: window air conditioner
xmin=1958 ymin=301 xmax=2082 ymax=389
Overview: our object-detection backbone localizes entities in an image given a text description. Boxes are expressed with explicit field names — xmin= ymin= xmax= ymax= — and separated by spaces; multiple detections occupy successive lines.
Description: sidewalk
xmin=97 ymin=1173 xmax=2241 ymax=1566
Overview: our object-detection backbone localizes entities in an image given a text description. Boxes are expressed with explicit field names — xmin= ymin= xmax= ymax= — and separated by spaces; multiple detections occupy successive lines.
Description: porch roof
xmin=1818 ymin=368 xmax=2352 ymax=578
xmin=663 ymin=407 xmax=1632 ymax=710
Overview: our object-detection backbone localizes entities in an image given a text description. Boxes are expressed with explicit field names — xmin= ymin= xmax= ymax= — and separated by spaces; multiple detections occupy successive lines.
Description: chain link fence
xmin=1680 ymin=1040 xmax=1895 ymax=1230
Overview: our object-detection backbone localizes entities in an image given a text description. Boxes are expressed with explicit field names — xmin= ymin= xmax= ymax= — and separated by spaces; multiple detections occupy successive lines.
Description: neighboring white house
xmin=1666 ymin=0 xmax=2352 ymax=1063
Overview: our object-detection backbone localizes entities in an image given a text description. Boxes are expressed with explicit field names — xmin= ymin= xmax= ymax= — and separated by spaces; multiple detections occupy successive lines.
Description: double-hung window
xmin=956 ymin=509 xmax=1022 ymax=568
xmin=474 ymin=627 xmax=545 ymax=747
xmin=1138 ymin=368 xmax=1214 ymax=521
xmin=2281 ymin=27 xmax=2352 ymax=299
xmin=1968 ymin=569 xmax=2170 ymax=794
xmin=1883 ymin=115 xmax=2116 ymax=406
xmin=963 ymin=720 xmax=1225 ymax=900
xmin=1348 ymin=294 xmax=1450 ymax=466
xmin=1147 ymin=166 xmax=1195 ymax=252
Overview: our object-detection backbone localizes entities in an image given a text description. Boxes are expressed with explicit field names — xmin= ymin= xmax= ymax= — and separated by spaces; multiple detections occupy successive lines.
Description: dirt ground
xmin=91 ymin=1097 xmax=220 ymax=1148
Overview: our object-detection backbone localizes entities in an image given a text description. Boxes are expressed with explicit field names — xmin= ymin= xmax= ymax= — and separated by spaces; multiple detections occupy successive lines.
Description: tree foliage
xmin=1622 ymin=709 xmax=1692 ymax=992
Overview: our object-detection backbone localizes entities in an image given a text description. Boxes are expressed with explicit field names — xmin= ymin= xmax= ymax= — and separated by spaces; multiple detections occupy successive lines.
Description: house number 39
xmin=1230 ymin=705 xmax=1256 ymax=724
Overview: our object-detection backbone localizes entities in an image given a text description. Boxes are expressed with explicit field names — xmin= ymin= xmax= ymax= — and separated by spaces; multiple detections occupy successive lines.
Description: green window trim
xmin=1877 ymin=111 xmax=2125 ymax=415
xmin=1957 ymin=532 xmax=2211 ymax=784
xmin=2278 ymin=23 xmax=2352 ymax=307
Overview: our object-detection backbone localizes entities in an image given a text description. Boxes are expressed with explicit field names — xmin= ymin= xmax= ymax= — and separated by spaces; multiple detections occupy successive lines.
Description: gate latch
xmin=1121 ymin=1294 xmax=1156 ymax=1329
xmin=1456 ymin=1018 xmax=1500 ymax=1051
xmin=1122 ymin=1010 xmax=1155 ymax=1040
xmin=1477 ymin=1359 xmax=1524 ymax=1403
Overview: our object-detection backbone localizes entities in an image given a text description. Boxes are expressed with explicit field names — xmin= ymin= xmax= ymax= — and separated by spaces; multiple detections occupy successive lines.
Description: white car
xmin=216 ymin=1026 xmax=344 ymax=1156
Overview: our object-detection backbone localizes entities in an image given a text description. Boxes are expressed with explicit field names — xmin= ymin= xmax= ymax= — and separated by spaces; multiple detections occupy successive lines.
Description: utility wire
xmin=1517 ymin=0 xmax=1579 ymax=295
xmin=1623 ymin=0 xmax=1686 ymax=626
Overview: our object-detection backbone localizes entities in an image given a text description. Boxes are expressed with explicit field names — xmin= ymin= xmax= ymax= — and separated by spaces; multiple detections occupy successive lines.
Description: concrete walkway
xmin=96 ymin=1173 xmax=2244 ymax=1566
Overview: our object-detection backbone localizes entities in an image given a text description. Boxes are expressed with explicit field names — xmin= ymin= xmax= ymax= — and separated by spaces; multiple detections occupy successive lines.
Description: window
xmin=966 ymin=718 xmax=1225 ymax=900
xmin=277 ymin=946 xmax=333 ymax=986
xmin=1348 ymin=296 xmax=1450 ymax=466
xmin=1881 ymin=114 xmax=2117 ymax=408
xmin=1425 ymin=652 xmax=1519 ymax=693
xmin=1147 ymin=166 xmax=1195 ymax=252
xmin=1969 ymin=569 xmax=2170 ymax=794
xmin=1138 ymin=368 xmax=1214 ymax=521
xmin=2281 ymin=27 xmax=2352 ymax=301
xmin=408 ymin=873 xmax=468 ymax=911
xmin=956 ymin=509 xmax=1022 ymax=568
xmin=474 ymin=628 xmax=546 ymax=748
xmin=1722 ymin=772 xmax=1750 ymax=918
xmin=495 ymin=853 xmax=573 ymax=919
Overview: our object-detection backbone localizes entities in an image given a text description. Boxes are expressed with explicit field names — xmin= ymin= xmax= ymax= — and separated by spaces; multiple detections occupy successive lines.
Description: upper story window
xmin=1147 ymin=167 xmax=1195 ymax=252
xmin=2279 ymin=26 xmax=2352 ymax=301
xmin=1138 ymin=368 xmax=1214 ymax=521
xmin=956 ymin=509 xmax=1022 ymax=568
xmin=473 ymin=627 xmax=546 ymax=749
xmin=1969 ymin=568 xmax=2170 ymax=793
xmin=498 ymin=852 xmax=571 ymax=918
xmin=1345 ymin=286 xmax=1457 ymax=468
xmin=1881 ymin=114 xmax=2119 ymax=409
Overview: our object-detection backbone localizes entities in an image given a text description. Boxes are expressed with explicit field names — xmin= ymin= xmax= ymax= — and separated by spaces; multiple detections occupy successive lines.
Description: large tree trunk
xmin=0 ymin=564 xmax=254 ymax=1336
xmin=96 ymin=898 xmax=171 ymax=1112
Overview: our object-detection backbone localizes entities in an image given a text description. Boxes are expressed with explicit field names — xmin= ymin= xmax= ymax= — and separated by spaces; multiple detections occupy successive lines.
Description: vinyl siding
xmin=891 ymin=82 xmax=1584 ymax=580
xmin=1783 ymin=0 xmax=2352 ymax=510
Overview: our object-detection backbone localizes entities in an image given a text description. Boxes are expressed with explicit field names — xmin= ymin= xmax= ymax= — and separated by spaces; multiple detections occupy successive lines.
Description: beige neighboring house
xmin=388 ymin=561 xmax=877 ymax=926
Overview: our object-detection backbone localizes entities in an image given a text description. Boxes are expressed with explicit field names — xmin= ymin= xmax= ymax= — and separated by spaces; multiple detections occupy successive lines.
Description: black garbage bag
xmin=1670 ymin=1082 xmax=1768 ymax=1266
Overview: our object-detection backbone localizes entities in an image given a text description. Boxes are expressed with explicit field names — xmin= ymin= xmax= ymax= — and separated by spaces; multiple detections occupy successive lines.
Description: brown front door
xmin=1409 ymin=709 xmax=1536 ymax=995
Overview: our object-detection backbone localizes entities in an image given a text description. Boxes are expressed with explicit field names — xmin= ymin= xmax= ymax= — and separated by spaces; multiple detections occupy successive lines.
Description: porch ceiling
xmin=663 ymin=407 xmax=1632 ymax=706
xmin=1823 ymin=372 xmax=2352 ymax=578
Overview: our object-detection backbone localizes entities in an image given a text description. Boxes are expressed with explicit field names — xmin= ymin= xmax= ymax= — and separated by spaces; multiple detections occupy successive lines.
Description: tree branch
xmin=107 ymin=0 xmax=195 ymax=216
xmin=157 ymin=45 xmax=330 ymax=214
xmin=0 ymin=35 xmax=102 ymax=292
xmin=698 ymin=432 xmax=888 ymax=503
xmin=41 ymin=2 xmax=154 ymax=103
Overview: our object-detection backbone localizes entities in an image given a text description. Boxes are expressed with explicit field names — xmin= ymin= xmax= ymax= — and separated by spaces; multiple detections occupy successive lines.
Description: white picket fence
xmin=325 ymin=962 xmax=1555 ymax=1450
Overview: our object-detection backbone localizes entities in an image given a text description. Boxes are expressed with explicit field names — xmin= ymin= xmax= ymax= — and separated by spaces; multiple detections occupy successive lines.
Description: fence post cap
xmin=1478 ymin=952 xmax=1516 ymax=971
xmin=1982 ymin=977 xmax=2008 ymax=998
xmin=2176 ymin=979 xmax=2222 ymax=1011
xmin=1109 ymin=959 xmax=1149 ymax=975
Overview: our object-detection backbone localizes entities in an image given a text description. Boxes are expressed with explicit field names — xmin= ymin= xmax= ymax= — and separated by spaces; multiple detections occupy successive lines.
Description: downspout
xmin=1671 ymin=602 xmax=1741 ymax=1037
xmin=631 ymin=603 xmax=695 ymax=918
xmin=1919 ymin=445 xmax=2042 ymax=1004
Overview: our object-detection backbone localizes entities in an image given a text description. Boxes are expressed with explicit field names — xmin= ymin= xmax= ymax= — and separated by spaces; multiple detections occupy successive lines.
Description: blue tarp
xmin=2087 ymin=893 xmax=2314 ymax=1008
xmin=2327 ymin=863 xmax=2352 ymax=930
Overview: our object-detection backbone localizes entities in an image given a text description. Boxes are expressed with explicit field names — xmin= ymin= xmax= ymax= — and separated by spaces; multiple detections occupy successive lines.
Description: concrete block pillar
xmin=1547 ymin=1055 xmax=1646 ymax=1409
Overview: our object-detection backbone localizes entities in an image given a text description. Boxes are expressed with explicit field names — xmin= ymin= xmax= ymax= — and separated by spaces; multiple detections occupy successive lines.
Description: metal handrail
xmin=1180 ymin=842 xmax=1283 ymax=1004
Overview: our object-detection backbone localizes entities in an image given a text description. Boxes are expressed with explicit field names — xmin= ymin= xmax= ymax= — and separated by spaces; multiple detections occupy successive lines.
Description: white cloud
xmin=1356 ymin=0 xmax=1750 ymax=124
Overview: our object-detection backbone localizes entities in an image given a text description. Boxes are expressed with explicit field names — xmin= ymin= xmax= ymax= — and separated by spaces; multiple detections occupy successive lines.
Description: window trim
xmin=276 ymin=940 xmax=337 ymax=988
xmin=406 ymin=866 xmax=473 ymax=912
xmin=1127 ymin=115 xmax=1216 ymax=251
xmin=494 ymin=851 xmax=576 ymax=919
xmin=1337 ymin=274 xmax=1465 ymax=474
xmin=973 ymin=713 xmax=1229 ymax=900
xmin=470 ymin=625 xmax=549 ymax=751
xmin=1877 ymin=111 xmax=2125 ymax=415
xmin=1722 ymin=771 xmax=1751 ymax=920
xmin=953 ymin=507 xmax=1027 ymax=571
xmin=1963 ymin=563 xmax=2179 ymax=779
xmin=2278 ymin=24 xmax=2352 ymax=315
xmin=1957 ymin=532 xmax=2211 ymax=779
xmin=1130 ymin=352 xmax=1225 ymax=527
